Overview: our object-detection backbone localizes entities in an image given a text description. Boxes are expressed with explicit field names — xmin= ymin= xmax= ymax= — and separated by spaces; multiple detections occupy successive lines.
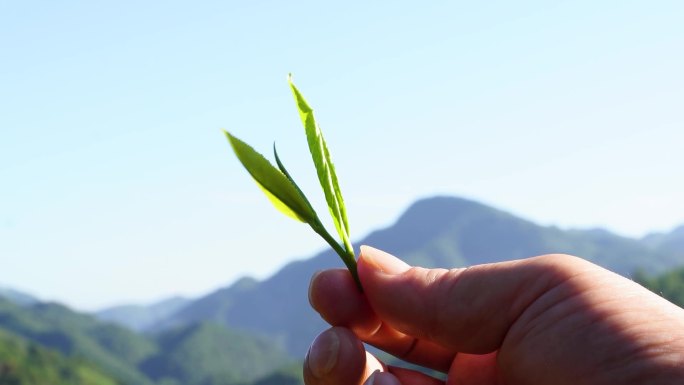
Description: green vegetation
xmin=140 ymin=322 xmax=292 ymax=385
xmin=0 ymin=287 xmax=37 ymax=306
xmin=0 ymin=298 xmax=296 ymax=385
xmin=224 ymin=75 xmax=358 ymax=288
xmin=0 ymin=328 xmax=118 ymax=385
xmin=635 ymin=266 xmax=684 ymax=308
xmin=0 ymin=298 xmax=155 ymax=384
xmin=96 ymin=297 xmax=190 ymax=332
xmin=249 ymin=363 xmax=303 ymax=385
xmin=2 ymin=197 xmax=683 ymax=384
xmin=159 ymin=197 xmax=684 ymax=356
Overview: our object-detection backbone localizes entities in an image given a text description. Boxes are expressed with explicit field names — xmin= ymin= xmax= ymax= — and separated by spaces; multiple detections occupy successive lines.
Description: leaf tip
xmin=222 ymin=129 xmax=235 ymax=143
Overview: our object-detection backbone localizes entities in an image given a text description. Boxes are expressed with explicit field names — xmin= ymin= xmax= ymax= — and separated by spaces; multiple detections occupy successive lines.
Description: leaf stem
xmin=341 ymin=236 xmax=354 ymax=262
xmin=310 ymin=222 xmax=362 ymax=292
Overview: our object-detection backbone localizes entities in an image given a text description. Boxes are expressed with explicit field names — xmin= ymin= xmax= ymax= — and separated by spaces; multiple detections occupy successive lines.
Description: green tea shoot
xmin=223 ymin=75 xmax=361 ymax=290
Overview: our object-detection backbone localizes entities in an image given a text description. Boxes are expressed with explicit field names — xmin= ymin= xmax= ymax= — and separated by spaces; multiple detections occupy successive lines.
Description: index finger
xmin=357 ymin=246 xmax=595 ymax=354
xmin=309 ymin=268 xmax=456 ymax=372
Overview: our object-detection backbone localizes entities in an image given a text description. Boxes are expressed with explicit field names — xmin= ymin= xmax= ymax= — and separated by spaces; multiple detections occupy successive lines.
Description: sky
xmin=1 ymin=1 xmax=683 ymax=311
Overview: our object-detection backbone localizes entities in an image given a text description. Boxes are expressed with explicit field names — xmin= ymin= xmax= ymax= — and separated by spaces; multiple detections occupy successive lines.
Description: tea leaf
xmin=288 ymin=75 xmax=353 ymax=255
xmin=273 ymin=144 xmax=317 ymax=217
xmin=254 ymin=181 xmax=306 ymax=223
xmin=223 ymin=77 xmax=362 ymax=291
xmin=224 ymin=130 xmax=315 ymax=223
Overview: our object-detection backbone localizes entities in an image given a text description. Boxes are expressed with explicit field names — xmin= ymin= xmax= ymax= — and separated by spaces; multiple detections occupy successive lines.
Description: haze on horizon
xmin=1 ymin=1 xmax=683 ymax=310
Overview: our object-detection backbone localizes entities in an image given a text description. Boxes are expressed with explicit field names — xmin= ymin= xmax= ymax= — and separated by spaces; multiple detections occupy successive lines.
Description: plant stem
xmin=311 ymin=222 xmax=363 ymax=292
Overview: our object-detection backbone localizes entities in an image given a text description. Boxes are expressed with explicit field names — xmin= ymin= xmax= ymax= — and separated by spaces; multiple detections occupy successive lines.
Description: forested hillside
xmin=0 ymin=298 xmax=296 ymax=385
xmin=1 ymin=196 xmax=682 ymax=385
xmin=0 ymin=328 xmax=118 ymax=385
xmin=152 ymin=197 xmax=684 ymax=356
xmin=636 ymin=266 xmax=684 ymax=308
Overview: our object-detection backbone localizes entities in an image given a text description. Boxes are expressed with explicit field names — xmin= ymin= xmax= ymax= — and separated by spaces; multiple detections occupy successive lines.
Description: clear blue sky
xmin=1 ymin=1 xmax=683 ymax=310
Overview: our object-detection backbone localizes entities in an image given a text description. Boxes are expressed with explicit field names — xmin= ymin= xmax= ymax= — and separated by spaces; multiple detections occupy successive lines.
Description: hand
xmin=304 ymin=246 xmax=684 ymax=385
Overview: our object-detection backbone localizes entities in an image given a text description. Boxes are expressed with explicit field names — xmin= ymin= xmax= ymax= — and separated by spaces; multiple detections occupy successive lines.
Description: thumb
xmin=357 ymin=245 xmax=593 ymax=354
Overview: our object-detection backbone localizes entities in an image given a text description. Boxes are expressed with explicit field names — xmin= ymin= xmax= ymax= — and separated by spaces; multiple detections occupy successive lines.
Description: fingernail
xmin=360 ymin=245 xmax=410 ymax=275
xmin=366 ymin=371 xmax=401 ymax=385
xmin=365 ymin=370 xmax=378 ymax=385
xmin=373 ymin=372 xmax=401 ymax=385
xmin=308 ymin=270 xmax=322 ymax=308
xmin=307 ymin=329 xmax=340 ymax=378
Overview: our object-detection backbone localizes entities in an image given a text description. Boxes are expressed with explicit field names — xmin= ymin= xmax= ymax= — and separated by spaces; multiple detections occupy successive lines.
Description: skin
xmin=304 ymin=246 xmax=684 ymax=385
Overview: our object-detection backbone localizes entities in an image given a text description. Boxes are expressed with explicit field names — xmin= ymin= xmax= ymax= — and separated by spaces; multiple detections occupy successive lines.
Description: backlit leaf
xmin=288 ymin=75 xmax=353 ymax=254
xmin=224 ymin=130 xmax=315 ymax=223
xmin=222 ymin=76 xmax=361 ymax=290
xmin=273 ymin=143 xmax=317 ymax=218
xmin=255 ymin=181 xmax=306 ymax=222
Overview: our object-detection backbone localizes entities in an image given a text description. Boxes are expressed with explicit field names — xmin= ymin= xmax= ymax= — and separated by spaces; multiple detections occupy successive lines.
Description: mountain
xmin=96 ymin=296 xmax=191 ymax=332
xmin=643 ymin=224 xmax=684 ymax=255
xmin=246 ymin=363 xmax=303 ymax=385
xmin=140 ymin=322 xmax=292 ymax=385
xmin=0 ymin=328 xmax=118 ymax=385
xmin=0 ymin=297 xmax=156 ymax=385
xmin=0 ymin=287 xmax=38 ymax=306
xmin=359 ymin=197 xmax=681 ymax=274
xmin=152 ymin=277 xmax=258 ymax=331
xmin=3 ymin=195 xmax=683 ymax=384
xmin=151 ymin=196 xmax=684 ymax=356
xmin=0 ymin=296 xmax=297 ymax=385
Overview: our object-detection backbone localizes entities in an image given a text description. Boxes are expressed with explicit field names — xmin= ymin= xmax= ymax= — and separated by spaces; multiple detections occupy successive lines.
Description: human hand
xmin=304 ymin=246 xmax=684 ymax=385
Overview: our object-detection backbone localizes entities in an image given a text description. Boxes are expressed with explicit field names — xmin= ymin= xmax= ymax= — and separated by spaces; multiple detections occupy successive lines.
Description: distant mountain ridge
xmin=643 ymin=224 xmax=684 ymax=255
xmin=95 ymin=296 xmax=191 ymax=332
xmin=0 ymin=298 xmax=156 ymax=385
xmin=142 ymin=196 xmax=684 ymax=356
xmin=0 ymin=286 xmax=39 ymax=306
xmin=140 ymin=321 xmax=292 ymax=385
xmin=0 ymin=297 xmax=293 ymax=385
xmin=1 ymin=195 xmax=683 ymax=385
